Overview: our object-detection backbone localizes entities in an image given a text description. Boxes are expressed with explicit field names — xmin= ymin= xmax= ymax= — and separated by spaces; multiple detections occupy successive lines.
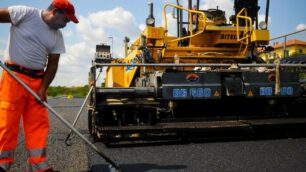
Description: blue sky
xmin=0 ymin=0 xmax=305 ymax=86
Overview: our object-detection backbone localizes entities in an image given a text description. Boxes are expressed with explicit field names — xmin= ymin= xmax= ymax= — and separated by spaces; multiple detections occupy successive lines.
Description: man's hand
xmin=38 ymin=54 xmax=60 ymax=103
xmin=37 ymin=86 xmax=47 ymax=102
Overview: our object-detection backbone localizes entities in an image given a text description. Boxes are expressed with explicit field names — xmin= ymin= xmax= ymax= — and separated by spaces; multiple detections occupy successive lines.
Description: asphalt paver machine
xmin=88 ymin=0 xmax=306 ymax=143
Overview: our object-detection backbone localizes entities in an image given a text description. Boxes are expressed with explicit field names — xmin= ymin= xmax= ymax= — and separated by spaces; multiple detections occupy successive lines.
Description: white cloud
xmin=53 ymin=42 xmax=94 ymax=86
xmin=75 ymin=7 xmax=141 ymax=56
xmin=139 ymin=24 xmax=146 ymax=32
xmin=53 ymin=7 xmax=141 ymax=86
xmin=296 ymin=24 xmax=306 ymax=31
xmin=87 ymin=7 xmax=140 ymax=39
xmin=62 ymin=30 xmax=73 ymax=37
xmin=76 ymin=16 xmax=107 ymax=43
xmin=60 ymin=42 xmax=94 ymax=67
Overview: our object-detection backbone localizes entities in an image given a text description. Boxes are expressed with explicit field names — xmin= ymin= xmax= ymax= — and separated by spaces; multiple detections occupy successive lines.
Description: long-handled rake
xmin=0 ymin=61 xmax=120 ymax=172
xmin=64 ymin=68 xmax=102 ymax=146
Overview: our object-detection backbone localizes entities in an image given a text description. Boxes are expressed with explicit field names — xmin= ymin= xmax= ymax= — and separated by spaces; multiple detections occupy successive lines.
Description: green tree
xmin=48 ymin=85 xmax=89 ymax=97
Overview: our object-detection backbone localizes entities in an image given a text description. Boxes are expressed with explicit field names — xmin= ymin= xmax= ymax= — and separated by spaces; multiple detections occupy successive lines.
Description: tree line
xmin=48 ymin=85 xmax=89 ymax=97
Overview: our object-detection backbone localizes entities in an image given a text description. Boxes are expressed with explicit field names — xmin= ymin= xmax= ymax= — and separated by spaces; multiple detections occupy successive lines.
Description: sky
xmin=0 ymin=0 xmax=306 ymax=86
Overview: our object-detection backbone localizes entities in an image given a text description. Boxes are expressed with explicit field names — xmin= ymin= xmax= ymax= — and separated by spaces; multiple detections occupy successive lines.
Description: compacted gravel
xmin=11 ymin=98 xmax=306 ymax=172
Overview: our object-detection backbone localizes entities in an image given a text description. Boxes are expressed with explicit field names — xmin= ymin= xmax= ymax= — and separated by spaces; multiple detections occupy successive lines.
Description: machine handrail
xmin=236 ymin=8 xmax=253 ymax=44
xmin=163 ymin=4 xmax=206 ymax=44
xmin=236 ymin=8 xmax=253 ymax=56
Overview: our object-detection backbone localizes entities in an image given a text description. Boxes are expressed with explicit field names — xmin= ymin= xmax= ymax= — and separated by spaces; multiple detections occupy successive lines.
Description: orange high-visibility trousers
xmin=0 ymin=70 xmax=51 ymax=172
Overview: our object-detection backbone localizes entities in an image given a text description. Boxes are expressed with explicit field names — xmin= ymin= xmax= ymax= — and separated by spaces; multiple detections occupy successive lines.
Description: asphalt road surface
xmin=11 ymin=98 xmax=306 ymax=172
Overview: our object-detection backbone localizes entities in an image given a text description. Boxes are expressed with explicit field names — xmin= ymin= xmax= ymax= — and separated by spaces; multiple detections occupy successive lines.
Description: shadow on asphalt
xmin=91 ymin=163 xmax=187 ymax=172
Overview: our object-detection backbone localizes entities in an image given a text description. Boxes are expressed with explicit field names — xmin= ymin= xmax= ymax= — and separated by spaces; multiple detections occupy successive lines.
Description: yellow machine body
xmin=89 ymin=0 xmax=306 ymax=143
xmin=106 ymin=5 xmax=270 ymax=88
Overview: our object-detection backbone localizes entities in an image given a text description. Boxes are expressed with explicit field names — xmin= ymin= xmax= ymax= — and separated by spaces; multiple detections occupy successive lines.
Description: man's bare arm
xmin=38 ymin=54 xmax=60 ymax=101
xmin=0 ymin=8 xmax=11 ymax=23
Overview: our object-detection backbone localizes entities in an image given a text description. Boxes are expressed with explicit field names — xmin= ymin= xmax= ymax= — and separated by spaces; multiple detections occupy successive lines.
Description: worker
xmin=0 ymin=0 xmax=78 ymax=171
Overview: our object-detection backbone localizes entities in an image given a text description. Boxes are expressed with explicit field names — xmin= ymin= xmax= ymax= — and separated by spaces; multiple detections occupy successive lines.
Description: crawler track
xmin=94 ymin=117 xmax=306 ymax=143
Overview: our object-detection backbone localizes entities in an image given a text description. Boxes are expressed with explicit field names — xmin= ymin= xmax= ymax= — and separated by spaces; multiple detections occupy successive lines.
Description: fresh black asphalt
xmin=11 ymin=98 xmax=306 ymax=172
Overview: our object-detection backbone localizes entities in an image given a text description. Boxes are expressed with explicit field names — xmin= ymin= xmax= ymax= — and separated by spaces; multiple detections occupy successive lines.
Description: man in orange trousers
xmin=0 ymin=0 xmax=78 ymax=171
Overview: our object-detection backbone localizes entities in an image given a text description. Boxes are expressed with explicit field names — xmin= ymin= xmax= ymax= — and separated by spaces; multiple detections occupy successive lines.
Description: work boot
xmin=44 ymin=168 xmax=60 ymax=172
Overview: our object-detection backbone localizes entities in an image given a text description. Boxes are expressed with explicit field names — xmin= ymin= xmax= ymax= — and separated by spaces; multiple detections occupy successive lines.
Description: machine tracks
xmin=94 ymin=116 xmax=306 ymax=143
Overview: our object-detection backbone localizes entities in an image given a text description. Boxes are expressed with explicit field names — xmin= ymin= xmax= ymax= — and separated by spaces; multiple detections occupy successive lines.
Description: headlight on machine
xmin=259 ymin=21 xmax=268 ymax=30
xmin=146 ymin=17 xmax=155 ymax=26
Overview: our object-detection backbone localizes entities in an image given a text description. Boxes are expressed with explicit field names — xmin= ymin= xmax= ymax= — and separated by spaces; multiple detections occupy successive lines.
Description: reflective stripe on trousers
xmin=0 ymin=70 xmax=49 ymax=171
xmin=0 ymin=162 xmax=12 ymax=172
xmin=0 ymin=151 xmax=14 ymax=159
xmin=27 ymin=148 xmax=50 ymax=172
xmin=0 ymin=150 xmax=14 ymax=171
xmin=29 ymin=161 xmax=50 ymax=172
xmin=27 ymin=148 xmax=47 ymax=158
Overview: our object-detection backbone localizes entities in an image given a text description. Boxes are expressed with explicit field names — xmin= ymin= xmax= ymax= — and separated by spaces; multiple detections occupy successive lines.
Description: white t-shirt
xmin=4 ymin=6 xmax=65 ymax=70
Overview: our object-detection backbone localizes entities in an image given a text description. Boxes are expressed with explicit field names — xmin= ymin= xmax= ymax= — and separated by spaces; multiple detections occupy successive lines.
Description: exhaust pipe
xmin=146 ymin=2 xmax=155 ymax=26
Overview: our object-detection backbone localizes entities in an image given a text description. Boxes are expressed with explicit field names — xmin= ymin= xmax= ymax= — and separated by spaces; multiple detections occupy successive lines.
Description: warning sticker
xmin=247 ymin=91 xmax=253 ymax=97
xmin=214 ymin=91 xmax=220 ymax=97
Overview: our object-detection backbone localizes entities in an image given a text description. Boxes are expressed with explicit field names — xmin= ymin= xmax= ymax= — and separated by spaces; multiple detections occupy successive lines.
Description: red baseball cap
xmin=52 ymin=0 xmax=79 ymax=23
